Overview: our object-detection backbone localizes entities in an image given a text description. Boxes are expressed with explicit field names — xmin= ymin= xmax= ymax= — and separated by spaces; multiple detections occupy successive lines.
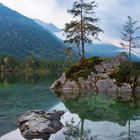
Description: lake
xmin=0 ymin=73 xmax=140 ymax=140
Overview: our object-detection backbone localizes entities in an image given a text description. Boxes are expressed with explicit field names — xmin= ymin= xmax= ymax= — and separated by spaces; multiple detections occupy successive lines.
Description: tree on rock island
xmin=64 ymin=0 xmax=103 ymax=60
xmin=120 ymin=16 xmax=140 ymax=60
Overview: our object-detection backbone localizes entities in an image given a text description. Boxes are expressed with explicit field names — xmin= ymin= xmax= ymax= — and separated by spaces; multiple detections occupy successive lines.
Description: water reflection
xmin=64 ymin=118 xmax=93 ymax=140
xmin=0 ymin=73 xmax=60 ymax=138
xmin=0 ymin=72 xmax=58 ymax=86
xmin=0 ymin=73 xmax=140 ymax=140
xmin=57 ymin=92 xmax=140 ymax=140
xmin=62 ymin=118 xmax=138 ymax=140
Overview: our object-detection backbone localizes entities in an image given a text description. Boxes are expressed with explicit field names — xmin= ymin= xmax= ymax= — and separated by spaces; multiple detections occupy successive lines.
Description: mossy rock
xmin=65 ymin=57 xmax=104 ymax=80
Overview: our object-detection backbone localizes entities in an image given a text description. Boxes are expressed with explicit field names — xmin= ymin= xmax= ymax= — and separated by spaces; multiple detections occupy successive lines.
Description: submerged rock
xmin=17 ymin=110 xmax=65 ymax=140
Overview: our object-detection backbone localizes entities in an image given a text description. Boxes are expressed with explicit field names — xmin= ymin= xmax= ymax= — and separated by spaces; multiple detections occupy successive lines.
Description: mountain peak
xmin=34 ymin=19 xmax=61 ymax=33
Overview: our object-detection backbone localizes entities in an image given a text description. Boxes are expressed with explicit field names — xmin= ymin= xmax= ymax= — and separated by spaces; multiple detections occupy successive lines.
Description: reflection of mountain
xmin=62 ymin=94 xmax=140 ymax=126
xmin=0 ymin=76 xmax=60 ymax=137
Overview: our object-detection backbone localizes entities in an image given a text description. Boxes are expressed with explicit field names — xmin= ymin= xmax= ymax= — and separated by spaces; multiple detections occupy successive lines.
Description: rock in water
xmin=17 ymin=110 xmax=65 ymax=139
xmin=51 ymin=52 xmax=130 ymax=94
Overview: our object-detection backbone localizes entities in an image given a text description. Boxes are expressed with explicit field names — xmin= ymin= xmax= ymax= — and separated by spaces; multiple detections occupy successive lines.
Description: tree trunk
xmin=131 ymin=75 xmax=137 ymax=100
xmin=129 ymin=44 xmax=131 ymax=60
xmin=80 ymin=0 xmax=85 ymax=59
xmin=129 ymin=35 xmax=132 ymax=61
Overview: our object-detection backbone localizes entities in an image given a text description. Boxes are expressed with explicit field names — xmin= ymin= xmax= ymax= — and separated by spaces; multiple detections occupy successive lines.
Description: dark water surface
xmin=0 ymin=73 xmax=140 ymax=140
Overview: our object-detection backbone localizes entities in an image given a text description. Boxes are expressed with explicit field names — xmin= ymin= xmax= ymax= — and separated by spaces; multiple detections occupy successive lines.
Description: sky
xmin=0 ymin=0 xmax=140 ymax=46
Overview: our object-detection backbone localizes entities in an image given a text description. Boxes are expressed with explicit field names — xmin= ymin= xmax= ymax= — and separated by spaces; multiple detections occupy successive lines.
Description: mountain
xmin=85 ymin=44 xmax=123 ymax=57
xmin=34 ymin=17 xmax=140 ymax=61
xmin=0 ymin=3 xmax=66 ymax=59
xmin=34 ymin=19 xmax=66 ymax=41
xmin=34 ymin=19 xmax=61 ymax=34
xmin=85 ymin=44 xmax=140 ymax=61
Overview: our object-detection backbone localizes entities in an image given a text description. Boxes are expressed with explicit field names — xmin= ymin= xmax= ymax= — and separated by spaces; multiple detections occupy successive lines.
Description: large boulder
xmin=50 ymin=73 xmax=66 ymax=90
xmin=96 ymin=78 xmax=118 ymax=93
xmin=119 ymin=83 xmax=132 ymax=93
xmin=134 ymin=87 xmax=140 ymax=98
xmin=17 ymin=110 xmax=65 ymax=140
xmin=101 ymin=60 xmax=112 ymax=72
xmin=95 ymin=64 xmax=104 ymax=73
xmin=62 ymin=80 xmax=79 ymax=93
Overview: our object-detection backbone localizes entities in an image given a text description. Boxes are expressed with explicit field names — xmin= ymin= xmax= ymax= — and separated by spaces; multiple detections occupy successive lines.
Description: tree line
xmin=0 ymin=55 xmax=74 ymax=75
xmin=64 ymin=0 xmax=140 ymax=61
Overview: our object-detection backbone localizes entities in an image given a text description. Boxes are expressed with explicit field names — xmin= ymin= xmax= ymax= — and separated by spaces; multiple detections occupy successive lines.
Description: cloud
xmin=0 ymin=0 xmax=140 ymax=46
xmin=0 ymin=0 xmax=73 ymax=28
xmin=96 ymin=0 xmax=140 ymax=45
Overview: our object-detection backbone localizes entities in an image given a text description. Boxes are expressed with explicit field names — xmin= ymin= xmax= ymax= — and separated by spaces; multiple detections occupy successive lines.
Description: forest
xmin=0 ymin=55 xmax=74 ymax=75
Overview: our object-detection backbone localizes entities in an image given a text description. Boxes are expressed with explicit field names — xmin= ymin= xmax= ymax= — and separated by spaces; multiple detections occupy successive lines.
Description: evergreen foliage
xmin=65 ymin=57 xmax=104 ymax=80
xmin=120 ymin=16 xmax=140 ymax=60
xmin=64 ymin=0 xmax=103 ymax=58
xmin=0 ymin=55 xmax=75 ymax=75
xmin=109 ymin=61 xmax=140 ymax=86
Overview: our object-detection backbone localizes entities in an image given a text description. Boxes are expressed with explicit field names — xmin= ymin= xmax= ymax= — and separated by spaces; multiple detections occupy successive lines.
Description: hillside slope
xmin=0 ymin=4 xmax=66 ymax=59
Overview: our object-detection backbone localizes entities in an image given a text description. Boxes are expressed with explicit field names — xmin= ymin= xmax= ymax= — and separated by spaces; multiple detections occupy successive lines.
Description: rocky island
xmin=51 ymin=53 xmax=140 ymax=99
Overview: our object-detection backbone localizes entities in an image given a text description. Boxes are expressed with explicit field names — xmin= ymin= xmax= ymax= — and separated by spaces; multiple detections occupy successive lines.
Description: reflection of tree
xmin=0 ymin=72 xmax=55 ymax=86
xmin=63 ymin=118 xmax=96 ymax=140
xmin=60 ymin=93 xmax=140 ymax=140
xmin=42 ymin=136 xmax=50 ymax=140
xmin=128 ymin=119 xmax=131 ymax=140
xmin=63 ymin=118 xmax=134 ymax=140
xmin=119 ymin=119 xmax=133 ymax=140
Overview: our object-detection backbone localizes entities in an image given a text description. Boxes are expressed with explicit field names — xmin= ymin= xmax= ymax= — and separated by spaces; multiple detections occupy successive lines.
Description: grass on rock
xmin=65 ymin=57 xmax=104 ymax=81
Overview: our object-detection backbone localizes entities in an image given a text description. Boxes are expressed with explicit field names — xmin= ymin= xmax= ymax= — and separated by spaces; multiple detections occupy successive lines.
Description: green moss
xmin=84 ymin=57 xmax=105 ymax=66
xmin=109 ymin=61 xmax=140 ymax=86
xmin=65 ymin=57 xmax=104 ymax=80
xmin=71 ymin=68 xmax=93 ymax=80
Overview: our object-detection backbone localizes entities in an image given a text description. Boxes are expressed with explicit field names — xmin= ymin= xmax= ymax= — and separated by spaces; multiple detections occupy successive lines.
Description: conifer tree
xmin=120 ymin=16 xmax=140 ymax=60
xmin=64 ymin=0 xmax=102 ymax=59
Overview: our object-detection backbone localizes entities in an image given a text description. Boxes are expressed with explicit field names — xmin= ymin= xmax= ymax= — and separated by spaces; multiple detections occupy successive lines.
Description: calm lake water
xmin=0 ymin=73 xmax=140 ymax=140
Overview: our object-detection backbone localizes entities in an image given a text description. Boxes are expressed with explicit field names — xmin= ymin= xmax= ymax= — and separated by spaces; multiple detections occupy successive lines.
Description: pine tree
xmin=120 ymin=16 xmax=140 ymax=60
xmin=64 ymin=0 xmax=103 ymax=59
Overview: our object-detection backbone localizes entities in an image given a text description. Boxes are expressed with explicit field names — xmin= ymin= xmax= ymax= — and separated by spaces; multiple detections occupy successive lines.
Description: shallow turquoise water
xmin=0 ymin=74 xmax=140 ymax=140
